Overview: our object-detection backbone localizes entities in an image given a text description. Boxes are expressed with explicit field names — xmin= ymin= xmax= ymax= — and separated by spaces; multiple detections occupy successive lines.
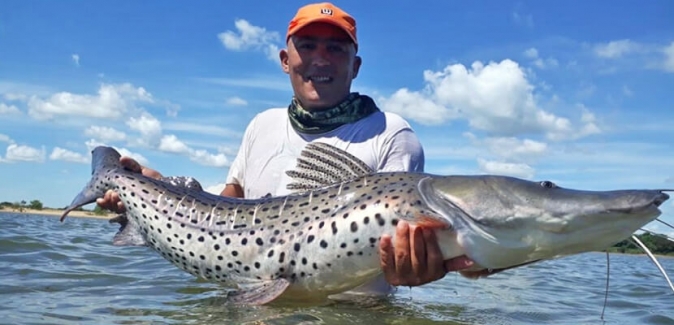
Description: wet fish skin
xmin=59 ymin=143 xmax=670 ymax=305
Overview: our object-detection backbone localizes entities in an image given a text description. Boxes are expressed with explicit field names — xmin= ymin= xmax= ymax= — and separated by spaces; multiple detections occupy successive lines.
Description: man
xmin=97 ymin=2 xmax=475 ymax=296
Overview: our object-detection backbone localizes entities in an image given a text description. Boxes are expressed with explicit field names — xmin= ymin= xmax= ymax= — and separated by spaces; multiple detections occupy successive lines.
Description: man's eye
xmin=298 ymin=43 xmax=316 ymax=50
xmin=327 ymin=44 xmax=346 ymax=52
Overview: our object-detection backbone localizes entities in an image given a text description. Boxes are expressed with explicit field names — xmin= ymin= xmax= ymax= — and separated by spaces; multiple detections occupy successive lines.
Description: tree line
xmin=607 ymin=232 xmax=674 ymax=256
xmin=0 ymin=200 xmax=44 ymax=211
xmin=0 ymin=200 xmax=108 ymax=215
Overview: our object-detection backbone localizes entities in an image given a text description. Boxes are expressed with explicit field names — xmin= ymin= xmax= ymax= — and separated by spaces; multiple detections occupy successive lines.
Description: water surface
xmin=1 ymin=212 xmax=672 ymax=324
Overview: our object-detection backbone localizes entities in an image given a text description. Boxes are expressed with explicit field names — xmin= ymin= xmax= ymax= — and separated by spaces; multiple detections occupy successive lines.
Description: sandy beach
xmin=0 ymin=207 xmax=115 ymax=220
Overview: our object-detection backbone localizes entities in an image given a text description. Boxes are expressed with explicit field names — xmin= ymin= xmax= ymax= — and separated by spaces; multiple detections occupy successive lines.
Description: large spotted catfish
xmin=60 ymin=143 xmax=672 ymax=305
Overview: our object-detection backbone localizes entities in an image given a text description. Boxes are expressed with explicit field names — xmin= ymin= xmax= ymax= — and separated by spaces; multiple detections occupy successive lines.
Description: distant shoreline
xmin=0 ymin=208 xmax=115 ymax=220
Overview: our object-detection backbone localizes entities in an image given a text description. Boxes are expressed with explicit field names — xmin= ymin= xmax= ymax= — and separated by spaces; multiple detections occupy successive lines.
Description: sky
xmin=1 ymin=1 xmax=673 ymax=234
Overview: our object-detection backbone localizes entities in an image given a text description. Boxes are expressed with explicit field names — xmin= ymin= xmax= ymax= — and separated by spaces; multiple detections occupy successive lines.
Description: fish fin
xmin=109 ymin=215 xmax=148 ymax=246
xmin=227 ymin=278 xmax=291 ymax=305
xmin=60 ymin=146 xmax=122 ymax=222
xmin=286 ymin=142 xmax=374 ymax=192
xmin=160 ymin=176 xmax=204 ymax=192
xmin=415 ymin=214 xmax=452 ymax=229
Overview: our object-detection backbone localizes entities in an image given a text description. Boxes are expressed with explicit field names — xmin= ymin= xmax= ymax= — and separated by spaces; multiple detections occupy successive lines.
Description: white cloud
xmin=49 ymin=147 xmax=89 ymax=163
xmin=576 ymin=81 xmax=597 ymax=99
xmin=512 ymin=10 xmax=534 ymax=28
xmin=83 ymin=126 xmax=127 ymax=143
xmin=381 ymin=59 xmax=597 ymax=141
xmin=117 ymin=148 xmax=149 ymax=166
xmin=533 ymin=58 xmax=558 ymax=69
xmin=158 ymin=134 xmax=191 ymax=154
xmin=483 ymin=137 xmax=548 ymax=162
xmin=0 ymin=134 xmax=13 ymax=143
xmin=5 ymin=144 xmax=46 ymax=162
xmin=522 ymin=47 xmax=558 ymax=69
xmin=226 ymin=96 xmax=248 ymax=106
xmin=378 ymin=88 xmax=456 ymax=125
xmin=3 ymin=93 xmax=27 ymax=101
xmin=204 ymin=182 xmax=226 ymax=195
xmin=622 ymin=85 xmax=634 ymax=97
xmin=84 ymin=139 xmax=149 ymax=167
xmin=594 ymin=39 xmax=640 ymax=58
xmin=523 ymin=48 xmax=538 ymax=59
xmin=189 ymin=149 xmax=229 ymax=167
xmin=163 ymin=121 xmax=242 ymax=138
xmin=663 ymin=41 xmax=674 ymax=72
xmin=0 ymin=103 xmax=20 ymax=115
xmin=27 ymin=83 xmax=154 ymax=120
xmin=85 ymin=139 xmax=106 ymax=152
xmin=477 ymin=158 xmax=535 ymax=179
xmin=126 ymin=112 xmax=162 ymax=146
xmin=72 ymin=54 xmax=80 ymax=66
xmin=196 ymin=76 xmax=290 ymax=91
xmin=217 ymin=19 xmax=281 ymax=62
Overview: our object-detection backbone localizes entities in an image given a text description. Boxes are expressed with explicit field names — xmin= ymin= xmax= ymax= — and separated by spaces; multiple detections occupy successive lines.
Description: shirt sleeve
xmin=377 ymin=128 xmax=425 ymax=173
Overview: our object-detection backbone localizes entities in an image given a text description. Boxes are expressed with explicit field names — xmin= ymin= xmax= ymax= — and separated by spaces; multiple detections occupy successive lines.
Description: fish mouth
xmin=655 ymin=192 xmax=670 ymax=206
xmin=606 ymin=191 xmax=669 ymax=214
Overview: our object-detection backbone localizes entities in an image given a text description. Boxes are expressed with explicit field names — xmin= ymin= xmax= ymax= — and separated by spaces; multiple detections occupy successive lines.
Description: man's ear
xmin=352 ymin=55 xmax=362 ymax=79
xmin=280 ymin=49 xmax=290 ymax=74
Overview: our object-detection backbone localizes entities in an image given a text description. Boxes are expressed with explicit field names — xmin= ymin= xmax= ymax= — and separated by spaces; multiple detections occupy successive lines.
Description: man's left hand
xmin=379 ymin=220 xmax=475 ymax=286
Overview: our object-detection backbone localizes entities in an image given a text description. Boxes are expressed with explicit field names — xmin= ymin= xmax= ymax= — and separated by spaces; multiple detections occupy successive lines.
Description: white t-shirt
xmin=226 ymin=108 xmax=424 ymax=198
xmin=225 ymin=107 xmax=425 ymax=296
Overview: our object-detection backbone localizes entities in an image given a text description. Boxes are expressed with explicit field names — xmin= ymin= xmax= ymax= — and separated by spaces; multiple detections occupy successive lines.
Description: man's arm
xmin=221 ymin=184 xmax=244 ymax=198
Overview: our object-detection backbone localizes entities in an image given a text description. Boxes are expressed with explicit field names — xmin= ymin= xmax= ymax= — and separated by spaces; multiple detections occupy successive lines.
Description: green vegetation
xmin=92 ymin=205 xmax=109 ymax=216
xmin=1 ymin=200 xmax=29 ymax=212
xmin=28 ymin=200 xmax=43 ymax=210
xmin=607 ymin=233 xmax=674 ymax=256
xmin=0 ymin=199 xmax=94 ymax=213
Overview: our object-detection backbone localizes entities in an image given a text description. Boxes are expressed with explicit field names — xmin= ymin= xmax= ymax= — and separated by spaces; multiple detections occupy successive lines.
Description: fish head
xmin=420 ymin=175 xmax=670 ymax=269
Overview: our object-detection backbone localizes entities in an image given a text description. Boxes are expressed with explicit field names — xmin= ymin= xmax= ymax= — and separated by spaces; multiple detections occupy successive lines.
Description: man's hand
xmin=379 ymin=220 xmax=474 ymax=286
xmin=95 ymin=157 xmax=163 ymax=214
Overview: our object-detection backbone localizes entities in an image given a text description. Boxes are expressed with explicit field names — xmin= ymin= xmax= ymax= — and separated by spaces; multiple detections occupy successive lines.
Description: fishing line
xmin=638 ymin=227 xmax=674 ymax=242
xmin=655 ymin=218 xmax=674 ymax=230
xmin=601 ymin=251 xmax=610 ymax=320
xmin=630 ymin=235 xmax=674 ymax=293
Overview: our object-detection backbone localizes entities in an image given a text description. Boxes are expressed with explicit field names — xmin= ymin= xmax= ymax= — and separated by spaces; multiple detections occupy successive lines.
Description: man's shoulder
xmin=359 ymin=110 xmax=414 ymax=132
xmin=380 ymin=111 xmax=413 ymax=128
xmin=254 ymin=107 xmax=287 ymax=119
xmin=247 ymin=107 xmax=288 ymax=127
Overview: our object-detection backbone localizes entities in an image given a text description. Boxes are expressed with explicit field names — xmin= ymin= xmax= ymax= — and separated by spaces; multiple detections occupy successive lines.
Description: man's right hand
xmin=95 ymin=156 xmax=163 ymax=213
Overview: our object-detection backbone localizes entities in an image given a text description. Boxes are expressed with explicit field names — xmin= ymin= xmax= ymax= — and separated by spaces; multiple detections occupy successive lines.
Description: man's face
xmin=280 ymin=22 xmax=361 ymax=110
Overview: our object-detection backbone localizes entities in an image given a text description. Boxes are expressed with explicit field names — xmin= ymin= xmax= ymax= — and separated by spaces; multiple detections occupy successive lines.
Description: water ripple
xmin=1 ymin=212 xmax=673 ymax=324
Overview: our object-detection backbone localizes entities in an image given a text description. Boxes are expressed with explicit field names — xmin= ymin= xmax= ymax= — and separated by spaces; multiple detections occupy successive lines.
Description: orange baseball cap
xmin=286 ymin=2 xmax=357 ymax=47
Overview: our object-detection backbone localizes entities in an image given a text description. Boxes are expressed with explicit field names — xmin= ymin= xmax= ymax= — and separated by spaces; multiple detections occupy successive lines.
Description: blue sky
xmin=1 ymin=1 xmax=673 ymax=234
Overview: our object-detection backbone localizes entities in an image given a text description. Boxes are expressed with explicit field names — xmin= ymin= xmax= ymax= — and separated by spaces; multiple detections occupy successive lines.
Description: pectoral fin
xmin=109 ymin=214 xmax=148 ymax=246
xmin=227 ymin=278 xmax=291 ymax=305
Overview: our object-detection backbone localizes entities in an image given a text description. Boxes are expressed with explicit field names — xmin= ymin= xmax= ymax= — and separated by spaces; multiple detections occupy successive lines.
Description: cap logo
xmin=320 ymin=8 xmax=333 ymax=15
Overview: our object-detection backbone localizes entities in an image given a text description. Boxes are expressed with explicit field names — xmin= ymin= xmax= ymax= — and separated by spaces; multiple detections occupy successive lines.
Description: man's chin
xmin=297 ymin=95 xmax=338 ymax=110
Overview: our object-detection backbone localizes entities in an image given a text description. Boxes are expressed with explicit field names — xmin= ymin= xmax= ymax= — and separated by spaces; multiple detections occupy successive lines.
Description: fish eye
xmin=540 ymin=180 xmax=557 ymax=189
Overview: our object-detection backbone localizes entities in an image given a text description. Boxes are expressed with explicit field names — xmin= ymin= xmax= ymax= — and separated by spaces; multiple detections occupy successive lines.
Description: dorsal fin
xmin=286 ymin=142 xmax=374 ymax=191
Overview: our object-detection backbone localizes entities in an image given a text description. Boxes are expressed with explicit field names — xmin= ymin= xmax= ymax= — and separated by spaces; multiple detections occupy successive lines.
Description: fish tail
xmin=59 ymin=146 xmax=122 ymax=222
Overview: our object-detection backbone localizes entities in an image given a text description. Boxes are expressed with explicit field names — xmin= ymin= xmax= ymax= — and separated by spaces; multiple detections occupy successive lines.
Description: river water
xmin=1 ymin=212 xmax=672 ymax=325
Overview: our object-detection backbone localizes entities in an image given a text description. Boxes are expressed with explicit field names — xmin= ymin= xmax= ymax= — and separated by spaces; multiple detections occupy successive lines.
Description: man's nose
xmin=310 ymin=45 xmax=330 ymax=66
